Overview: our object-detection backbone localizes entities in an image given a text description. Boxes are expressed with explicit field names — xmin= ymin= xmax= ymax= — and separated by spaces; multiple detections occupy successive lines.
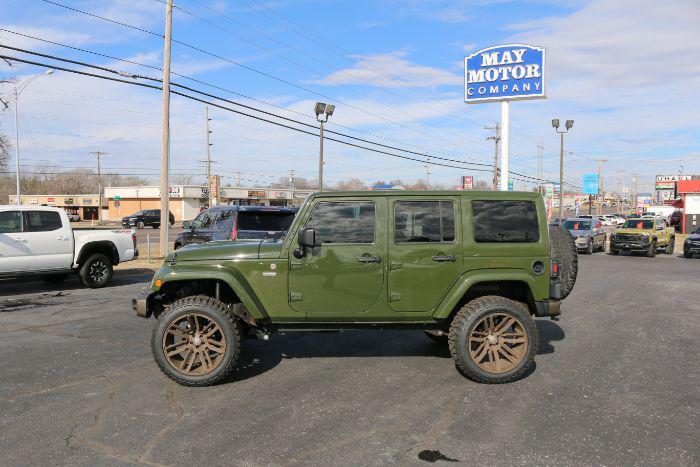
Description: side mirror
xmin=182 ymin=221 xmax=191 ymax=229
xmin=298 ymin=228 xmax=316 ymax=248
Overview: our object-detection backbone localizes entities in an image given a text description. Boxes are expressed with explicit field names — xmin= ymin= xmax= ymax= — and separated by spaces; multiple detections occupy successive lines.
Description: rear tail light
xmin=132 ymin=233 xmax=137 ymax=249
xmin=550 ymin=260 xmax=559 ymax=278
xmin=229 ymin=217 xmax=238 ymax=240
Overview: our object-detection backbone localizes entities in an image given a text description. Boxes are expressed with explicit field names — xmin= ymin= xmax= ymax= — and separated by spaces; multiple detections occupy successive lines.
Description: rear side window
xmin=25 ymin=211 xmax=63 ymax=232
xmin=472 ymin=200 xmax=539 ymax=243
xmin=214 ymin=210 xmax=235 ymax=231
xmin=305 ymin=202 xmax=375 ymax=244
xmin=237 ymin=211 xmax=295 ymax=232
xmin=0 ymin=211 xmax=22 ymax=233
xmin=394 ymin=201 xmax=455 ymax=243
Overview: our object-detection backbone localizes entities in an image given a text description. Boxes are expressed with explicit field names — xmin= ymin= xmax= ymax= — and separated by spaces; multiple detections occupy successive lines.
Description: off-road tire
xmin=423 ymin=330 xmax=448 ymax=345
xmin=79 ymin=253 xmax=113 ymax=288
xmin=586 ymin=240 xmax=593 ymax=255
xmin=152 ymin=295 xmax=241 ymax=387
xmin=610 ymin=248 xmax=619 ymax=255
xmin=152 ymin=224 xmax=159 ymax=229
xmin=665 ymin=237 xmax=675 ymax=254
xmin=41 ymin=273 xmax=69 ymax=283
xmin=448 ymin=296 xmax=537 ymax=384
xmin=137 ymin=221 xmax=145 ymax=229
xmin=647 ymin=240 xmax=657 ymax=258
xmin=684 ymin=248 xmax=692 ymax=258
xmin=549 ymin=226 xmax=578 ymax=299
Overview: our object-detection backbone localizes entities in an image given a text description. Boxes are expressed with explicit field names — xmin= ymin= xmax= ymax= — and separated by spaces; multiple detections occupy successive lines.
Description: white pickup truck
xmin=0 ymin=206 xmax=138 ymax=288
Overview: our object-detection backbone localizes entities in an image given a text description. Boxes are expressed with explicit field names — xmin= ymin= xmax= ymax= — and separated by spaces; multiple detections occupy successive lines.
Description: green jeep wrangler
xmin=133 ymin=191 xmax=578 ymax=386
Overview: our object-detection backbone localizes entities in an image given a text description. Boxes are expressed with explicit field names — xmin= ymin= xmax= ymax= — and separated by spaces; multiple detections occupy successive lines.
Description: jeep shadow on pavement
xmin=132 ymin=190 xmax=578 ymax=386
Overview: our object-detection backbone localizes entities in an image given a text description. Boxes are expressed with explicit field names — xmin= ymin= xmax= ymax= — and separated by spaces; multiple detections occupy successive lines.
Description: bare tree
xmin=335 ymin=178 xmax=367 ymax=191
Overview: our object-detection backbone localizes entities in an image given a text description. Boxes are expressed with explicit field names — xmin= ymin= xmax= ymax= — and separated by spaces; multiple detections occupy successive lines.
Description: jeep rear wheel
xmin=152 ymin=296 xmax=240 ymax=387
xmin=448 ymin=296 xmax=537 ymax=384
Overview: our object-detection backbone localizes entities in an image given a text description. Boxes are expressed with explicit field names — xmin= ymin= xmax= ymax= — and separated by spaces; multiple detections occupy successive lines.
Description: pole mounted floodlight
xmin=14 ymin=69 xmax=54 ymax=204
xmin=314 ymin=102 xmax=336 ymax=192
xmin=552 ymin=117 xmax=574 ymax=222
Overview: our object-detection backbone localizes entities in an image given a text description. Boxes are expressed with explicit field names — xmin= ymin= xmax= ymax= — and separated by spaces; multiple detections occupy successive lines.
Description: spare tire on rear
xmin=549 ymin=226 xmax=578 ymax=299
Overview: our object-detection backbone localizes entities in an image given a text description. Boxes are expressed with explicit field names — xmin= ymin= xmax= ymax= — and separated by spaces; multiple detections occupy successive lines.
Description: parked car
xmin=122 ymin=209 xmax=175 ymax=229
xmin=66 ymin=212 xmax=81 ymax=222
xmin=134 ymin=191 xmax=578 ymax=386
xmin=609 ymin=218 xmax=675 ymax=257
xmin=669 ymin=210 xmax=682 ymax=231
xmin=0 ymin=206 xmax=137 ymax=287
xmin=562 ymin=217 xmax=606 ymax=254
xmin=549 ymin=217 xmax=564 ymax=226
xmin=683 ymin=227 xmax=700 ymax=258
xmin=174 ymin=205 xmax=297 ymax=249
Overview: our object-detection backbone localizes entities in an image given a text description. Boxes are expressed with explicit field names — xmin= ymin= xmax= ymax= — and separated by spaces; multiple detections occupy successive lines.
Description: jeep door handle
xmin=432 ymin=255 xmax=456 ymax=262
xmin=357 ymin=255 xmax=382 ymax=264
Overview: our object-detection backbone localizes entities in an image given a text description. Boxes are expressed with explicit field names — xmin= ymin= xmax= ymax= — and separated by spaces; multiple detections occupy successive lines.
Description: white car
xmin=67 ymin=212 xmax=81 ymax=222
xmin=0 ymin=206 xmax=138 ymax=288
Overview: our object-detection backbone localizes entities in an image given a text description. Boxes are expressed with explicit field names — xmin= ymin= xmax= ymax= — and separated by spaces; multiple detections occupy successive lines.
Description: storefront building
xmin=9 ymin=194 xmax=104 ymax=220
xmin=677 ymin=180 xmax=700 ymax=234
xmin=104 ymin=185 xmax=313 ymax=222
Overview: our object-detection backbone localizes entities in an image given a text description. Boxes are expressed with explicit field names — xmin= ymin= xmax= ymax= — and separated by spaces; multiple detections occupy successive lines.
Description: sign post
xmin=465 ymin=44 xmax=546 ymax=191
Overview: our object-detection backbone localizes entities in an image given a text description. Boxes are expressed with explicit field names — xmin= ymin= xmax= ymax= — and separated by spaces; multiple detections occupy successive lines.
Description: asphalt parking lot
xmin=0 ymin=253 xmax=697 ymax=466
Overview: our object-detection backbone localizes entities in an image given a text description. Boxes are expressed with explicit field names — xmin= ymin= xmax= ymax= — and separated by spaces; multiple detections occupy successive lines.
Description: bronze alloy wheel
xmin=468 ymin=313 xmax=528 ymax=373
xmin=162 ymin=313 xmax=227 ymax=375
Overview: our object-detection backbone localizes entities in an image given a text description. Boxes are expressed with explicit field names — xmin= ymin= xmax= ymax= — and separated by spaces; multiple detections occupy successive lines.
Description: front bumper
xmin=574 ymin=237 xmax=590 ymax=249
xmin=132 ymin=287 xmax=151 ymax=318
xmin=611 ymin=238 xmax=650 ymax=251
xmin=684 ymin=242 xmax=700 ymax=253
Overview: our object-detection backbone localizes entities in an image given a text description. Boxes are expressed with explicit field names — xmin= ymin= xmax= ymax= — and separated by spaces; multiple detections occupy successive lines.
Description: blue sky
xmin=1 ymin=0 xmax=699 ymax=192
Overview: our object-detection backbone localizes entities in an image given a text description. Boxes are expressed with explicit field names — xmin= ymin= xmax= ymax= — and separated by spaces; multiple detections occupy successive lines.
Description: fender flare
xmin=432 ymin=269 xmax=541 ymax=320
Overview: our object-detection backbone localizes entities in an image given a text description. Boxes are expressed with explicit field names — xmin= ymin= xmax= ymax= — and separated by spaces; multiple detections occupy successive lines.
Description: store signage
xmin=64 ymin=198 xmax=74 ymax=205
xmin=248 ymin=190 xmax=266 ymax=198
xmin=582 ymin=173 xmax=599 ymax=195
xmin=465 ymin=44 xmax=546 ymax=103
xmin=655 ymin=174 xmax=690 ymax=190
xmin=293 ymin=192 xmax=310 ymax=199
xmin=83 ymin=198 xmax=92 ymax=205
xmin=47 ymin=197 xmax=55 ymax=204
xmin=461 ymin=175 xmax=473 ymax=190
xmin=273 ymin=191 xmax=288 ymax=199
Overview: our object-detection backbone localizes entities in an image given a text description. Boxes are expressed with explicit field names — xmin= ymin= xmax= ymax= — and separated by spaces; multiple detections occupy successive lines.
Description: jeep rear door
xmin=288 ymin=198 xmax=386 ymax=318
xmin=387 ymin=197 xmax=463 ymax=312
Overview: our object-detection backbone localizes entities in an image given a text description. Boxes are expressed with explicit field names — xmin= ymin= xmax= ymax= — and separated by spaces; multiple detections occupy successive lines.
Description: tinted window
xmin=562 ymin=220 xmax=591 ymax=230
xmin=193 ymin=211 xmax=213 ymax=229
xmin=0 ymin=211 xmax=22 ymax=233
xmin=395 ymin=201 xmax=455 ymax=243
xmin=472 ymin=200 xmax=539 ymax=243
xmin=305 ymin=202 xmax=375 ymax=244
xmin=622 ymin=220 xmax=653 ymax=229
xmin=237 ymin=211 xmax=295 ymax=232
xmin=25 ymin=211 xmax=63 ymax=232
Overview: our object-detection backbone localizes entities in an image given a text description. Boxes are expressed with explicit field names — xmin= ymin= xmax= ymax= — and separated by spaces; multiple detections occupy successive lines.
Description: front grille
xmin=616 ymin=234 xmax=642 ymax=242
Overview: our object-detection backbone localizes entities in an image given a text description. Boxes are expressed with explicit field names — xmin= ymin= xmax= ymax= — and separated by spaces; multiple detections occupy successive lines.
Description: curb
xmin=114 ymin=268 xmax=156 ymax=276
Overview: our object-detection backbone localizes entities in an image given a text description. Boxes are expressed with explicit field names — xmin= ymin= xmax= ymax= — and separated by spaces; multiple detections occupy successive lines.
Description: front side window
xmin=25 ymin=211 xmax=63 ymax=232
xmin=472 ymin=200 xmax=539 ymax=243
xmin=0 ymin=211 xmax=22 ymax=233
xmin=192 ymin=211 xmax=212 ymax=229
xmin=394 ymin=201 xmax=455 ymax=243
xmin=305 ymin=202 xmax=375 ymax=244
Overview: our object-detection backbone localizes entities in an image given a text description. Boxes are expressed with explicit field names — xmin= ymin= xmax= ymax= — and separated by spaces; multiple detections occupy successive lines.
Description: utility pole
xmin=537 ymin=142 xmax=544 ymax=194
xmin=425 ymin=157 xmax=431 ymax=189
xmin=630 ymin=174 xmax=638 ymax=214
xmin=289 ymin=170 xmax=295 ymax=190
xmin=90 ymin=151 xmax=108 ymax=223
xmin=159 ymin=0 xmax=173 ymax=257
xmin=205 ymin=106 xmax=212 ymax=206
xmin=485 ymin=124 xmax=500 ymax=190
xmin=594 ymin=159 xmax=608 ymax=215
xmin=236 ymin=171 xmax=241 ymax=187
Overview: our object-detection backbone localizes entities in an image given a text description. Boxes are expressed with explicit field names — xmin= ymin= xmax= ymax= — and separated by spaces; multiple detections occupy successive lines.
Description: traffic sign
xmin=114 ymin=195 xmax=122 ymax=201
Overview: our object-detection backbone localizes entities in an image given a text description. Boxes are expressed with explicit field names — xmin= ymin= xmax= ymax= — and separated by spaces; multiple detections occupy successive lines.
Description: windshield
xmin=562 ymin=220 xmax=591 ymax=230
xmin=622 ymin=220 xmax=653 ymax=229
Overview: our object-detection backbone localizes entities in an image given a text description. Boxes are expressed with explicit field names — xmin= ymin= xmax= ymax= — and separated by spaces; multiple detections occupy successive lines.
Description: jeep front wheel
xmin=152 ymin=296 xmax=241 ymax=387
xmin=448 ymin=296 xmax=537 ymax=384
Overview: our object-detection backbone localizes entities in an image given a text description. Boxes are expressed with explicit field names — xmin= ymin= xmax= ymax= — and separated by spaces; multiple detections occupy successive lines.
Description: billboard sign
xmin=582 ymin=173 xmax=599 ymax=195
xmin=461 ymin=175 xmax=473 ymax=190
xmin=465 ymin=44 xmax=546 ymax=103
xmin=655 ymin=174 xmax=690 ymax=190
xmin=508 ymin=180 xmax=514 ymax=191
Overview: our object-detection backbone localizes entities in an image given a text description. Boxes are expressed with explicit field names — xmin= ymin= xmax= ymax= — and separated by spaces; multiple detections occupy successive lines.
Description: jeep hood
xmin=172 ymin=240 xmax=282 ymax=261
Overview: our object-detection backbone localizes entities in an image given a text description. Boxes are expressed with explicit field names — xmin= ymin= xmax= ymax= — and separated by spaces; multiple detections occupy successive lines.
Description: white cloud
xmin=313 ymin=52 xmax=462 ymax=88
xmin=0 ymin=25 xmax=94 ymax=51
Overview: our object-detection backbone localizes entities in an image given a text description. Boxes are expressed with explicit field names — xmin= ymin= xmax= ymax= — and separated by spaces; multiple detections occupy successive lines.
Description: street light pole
xmin=13 ymin=70 xmax=53 ymax=204
xmin=314 ymin=102 xmax=335 ymax=192
xmin=159 ymin=0 xmax=173 ymax=257
xmin=552 ymin=119 xmax=574 ymax=221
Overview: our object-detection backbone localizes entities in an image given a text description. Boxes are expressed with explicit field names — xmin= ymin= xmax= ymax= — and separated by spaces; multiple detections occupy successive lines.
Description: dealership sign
xmin=582 ymin=173 xmax=599 ymax=195
xmin=655 ymin=174 xmax=690 ymax=190
xmin=461 ymin=175 xmax=473 ymax=191
xmin=465 ymin=44 xmax=546 ymax=103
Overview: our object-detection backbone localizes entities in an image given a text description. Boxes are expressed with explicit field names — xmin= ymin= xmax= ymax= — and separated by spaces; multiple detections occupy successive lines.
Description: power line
xmin=1 ymin=51 xmax=555 ymax=186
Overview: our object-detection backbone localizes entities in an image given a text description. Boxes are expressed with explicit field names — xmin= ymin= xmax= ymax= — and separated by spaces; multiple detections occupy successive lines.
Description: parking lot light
xmin=314 ymin=102 xmax=335 ymax=192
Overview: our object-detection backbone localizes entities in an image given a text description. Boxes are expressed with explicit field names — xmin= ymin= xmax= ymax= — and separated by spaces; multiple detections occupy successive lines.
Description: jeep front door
xmin=388 ymin=198 xmax=463 ymax=312
xmin=288 ymin=199 xmax=386 ymax=318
